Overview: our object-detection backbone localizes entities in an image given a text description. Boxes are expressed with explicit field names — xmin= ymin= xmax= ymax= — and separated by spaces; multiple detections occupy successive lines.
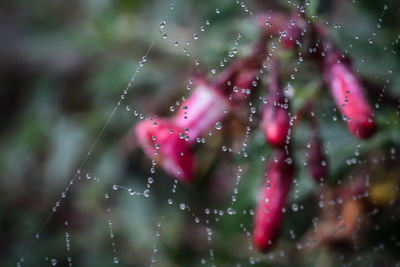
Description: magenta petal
xmin=135 ymin=119 xmax=195 ymax=183
xmin=174 ymin=82 xmax=229 ymax=141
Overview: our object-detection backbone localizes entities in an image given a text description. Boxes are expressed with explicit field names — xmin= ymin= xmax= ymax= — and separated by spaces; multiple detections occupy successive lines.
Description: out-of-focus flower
xmin=135 ymin=118 xmax=195 ymax=183
xmin=175 ymin=79 xmax=230 ymax=140
xmin=257 ymin=12 xmax=288 ymax=36
xmin=257 ymin=12 xmax=306 ymax=50
xmin=321 ymin=48 xmax=377 ymax=139
xmin=261 ymin=60 xmax=290 ymax=148
xmin=135 ymin=80 xmax=229 ymax=183
xmin=214 ymin=41 xmax=267 ymax=103
xmin=253 ymin=149 xmax=294 ymax=251
xmin=281 ymin=13 xmax=306 ymax=50
xmin=308 ymin=119 xmax=328 ymax=182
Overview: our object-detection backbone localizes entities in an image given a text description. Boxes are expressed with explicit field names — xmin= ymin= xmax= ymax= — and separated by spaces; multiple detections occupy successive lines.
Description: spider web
xmin=3 ymin=0 xmax=399 ymax=266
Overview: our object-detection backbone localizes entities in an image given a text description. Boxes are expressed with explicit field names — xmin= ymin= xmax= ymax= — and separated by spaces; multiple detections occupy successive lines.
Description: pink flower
xmin=253 ymin=149 xmax=294 ymax=251
xmin=261 ymin=60 xmax=290 ymax=148
xmin=135 ymin=80 xmax=229 ymax=183
xmin=322 ymin=50 xmax=377 ymax=139
xmin=135 ymin=119 xmax=195 ymax=183
xmin=174 ymin=79 xmax=229 ymax=140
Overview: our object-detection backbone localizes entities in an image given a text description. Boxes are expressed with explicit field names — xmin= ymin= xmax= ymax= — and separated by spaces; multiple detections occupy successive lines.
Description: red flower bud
xmin=135 ymin=81 xmax=229 ymax=183
xmin=214 ymin=41 xmax=267 ymax=103
xmin=322 ymin=51 xmax=377 ymax=139
xmin=261 ymin=60 xmax=290 ymax=148
xmin=253 ymin=150 xmax=294 ymax=251
xmin=262 ymin=103 xmax=290 ymax=148
xmin=281 ymin=14 xmax=305 ymax=50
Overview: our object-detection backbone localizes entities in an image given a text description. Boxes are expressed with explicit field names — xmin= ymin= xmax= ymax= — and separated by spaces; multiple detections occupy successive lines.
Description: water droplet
xmin=128 ymin=188 xmax=135 ymax=196
xmin=227 ymin=207 xmax=235 ymax=215
xmin=215 ymin=122 xmax=223 ymax=130
xmin=159 ymin=21 xmax=166 ymax=29
xmin=144 ymin=190 xmax=150 ymax=197
xmin=292 ymin=203 xmax=299 ymax=212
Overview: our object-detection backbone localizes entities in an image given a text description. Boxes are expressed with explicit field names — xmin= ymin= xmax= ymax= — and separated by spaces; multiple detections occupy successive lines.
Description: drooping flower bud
xmin=253 ymin=149 xmax=294 ymax=251
xmin=322 ymin=49 xmax=377 ymax=139
xmin=135 ymin=80 xmax=229 ymax=183
xmin=280 ymin=13 xmax=306 ymax=50
xmin=257 ymin=12 xmax=306 ymax=50
xmin=257 ymin=12 xmax=288 ymax=36
xmin=261 ymin=60 xmax=290 ymax=148
xmin=214 ymin=40 xmax=267 ymax=103
xmin=135 ymin=119 xmax=195 ymax=183
xmin=307 ymin=119 xmax=328 ymax=182
xmin=174 ymin=79 xmax=230 ymax=140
